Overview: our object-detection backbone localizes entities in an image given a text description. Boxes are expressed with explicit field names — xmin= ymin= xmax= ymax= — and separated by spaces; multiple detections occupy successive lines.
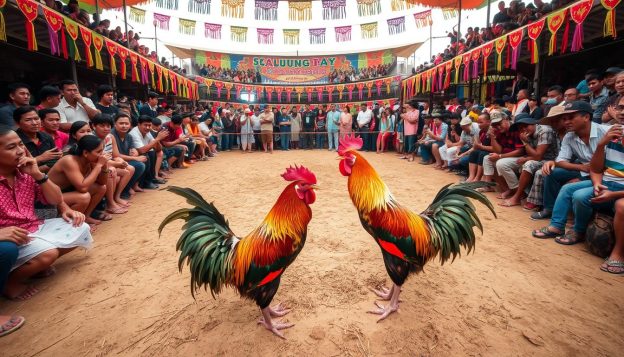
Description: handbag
xmin=585 ymin=213 xmax=615 ymax=258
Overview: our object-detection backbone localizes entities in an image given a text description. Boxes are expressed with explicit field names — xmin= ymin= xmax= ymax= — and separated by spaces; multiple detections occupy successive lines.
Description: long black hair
xmin=69 ymin=135 xmax=102 ymax=156
xmin=68 ymin=121 xmax=90 ymax=145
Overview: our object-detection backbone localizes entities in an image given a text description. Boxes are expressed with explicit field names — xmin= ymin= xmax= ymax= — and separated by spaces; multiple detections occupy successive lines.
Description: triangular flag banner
xmin=527 ymin=18 xmax=545 ymax=64
xmin=481 ymin=41 xmax=494 ymax=75
xmin=153 ymin=13 xmax=171 ymax=30
xmin=356 ymin=0 xmax=380 ymax=16
xmin=129 ymin=7 xmax=145 ymax=24
xmin=255 ymin=0 xmax=278 ymax=20
xmin=16 ymin=0 xmax=38 ymax=51
xmin=205 ymin=23 xmax=221 ymax=39
xmin=547 ymin=9 xmax=565 ymax=55
xmin=129 ymin=53 xmax=139 ymax=82
xmin=289 ymin=1 xmax=312 ymax=21
xmin=326 ymin=85 xmax=335 ymax=101
xmin=155 ymin=0 xmax=179 ymax=10
xmin=231 ymin=26 xmax=248 ymax=42
xmin=495 ymin=35 xmax=507 ymax=72
xmin=257 ymin=28 xmax=274 ymax=44
xmin=453 ymin=56 xmax=462 ymax=83
xmin=601 ymin=0 xmax=621 ymax=38
xmin=64 ymin=17 xmax=81 ymax=61
xmin=570 ymin=0 xmax=593 ymax=52
xmin=105 ymin=39 xmax=117 ymax=75
xmin=346 ymin=84 xmax=355 ymax=101
xmin=444 ymin=61 xmax=453 ymax=89
xmin=188 ymin=0 xmax=211 ymax=14
xmin=335 ymin=26 xmax=351 ymax=42
xmin=508 ymin=28 xmax=523 ymax=70
xmin=322 ymin=0 xmax=346 ymax=20
xmin=179 ymin=18 xmax=196 ymax=35
xmin=361 ymin=22 xmax=378 ymax=39
xmin=336 ymin=84 xmax=344 ymax=100
xmin=283 ymin=29 xmax=300 ymax=44
xmin=387 ymin=16 xmax=406 ymax=35
xmin=462 ymin=53 xmax=471 ymax=82
xmin=471 ymin=49 xmax=480 ymax=79
xmin=79 ymin=25 xmax=93 ymax=67
xmin=92 ymin=34 xmax=104 ymax=70
xmin=118 ymin=47 xmax=129 ymax=79
xmin=309 ymin=28 xmax=326 ymax=44
xmin=413 ymin=10 xmax=432 ymax=28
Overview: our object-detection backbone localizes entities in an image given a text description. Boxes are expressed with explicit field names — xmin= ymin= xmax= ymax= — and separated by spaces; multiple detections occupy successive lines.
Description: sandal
xmin=0 ymin=316 xmax=25 ymax=337
xmin=532 ymin=227 xmax=562 ymax=239
xmin=476 ymin=186 xmax=496 ymax=193
xmin=555 ymin=231 xmax=585 ymax=245
xmin=600 ymin=259 xmax=624 ymax=274
xmin=93 ymin=211 xmax=113 ymax=221
xmin=530 ymin=210 xmax=552 ymax=221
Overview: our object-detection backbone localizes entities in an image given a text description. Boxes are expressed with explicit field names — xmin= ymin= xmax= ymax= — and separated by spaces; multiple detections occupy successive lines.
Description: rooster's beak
xmin=310 ymin=184 xmax=320 ymax=190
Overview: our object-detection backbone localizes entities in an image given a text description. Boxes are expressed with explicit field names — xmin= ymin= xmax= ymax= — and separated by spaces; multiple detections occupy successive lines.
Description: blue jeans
xmin=316 ymin=132 xmax=325 ymax=149
xmin=221 ymin=132 xmax=231 ymax=151
xmin=420 ymin=140 xmax=444 ymax=163
xmin=543 ymin=168 xmax=584 ymax=211
xmin=404 ymin=135 xmax=417 ymax=153
xmin=0 ymin=241 xmax=18 ymax=291
xmin=359 ymin=127 xmax=370 ymax=151
xmin=280 ymin=132 xmax=290 ymax=150
xmin=327 ymin=130 xmax=339 ymax=150
xmin=551 ymin=180 xmax=624 ymax=233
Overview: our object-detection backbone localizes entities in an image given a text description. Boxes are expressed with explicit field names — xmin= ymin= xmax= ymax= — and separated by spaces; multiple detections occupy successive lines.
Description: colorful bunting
xmin=361 ymin=22 xmax=378 ymax=39
xmin=129 ymin=7 xmax=145 ymax=24
xmin=64 ymin=17 xmax=81 ymax=61
xmin=442 ymin=8 xmax=458 ymax=19
xmin=356 ymin=0 xmax=381 ymax=16
xmin=283 ymin=29 xmax=300 ymax=44
xmin=508 ymin=28 xmax=523 ymax=70
xmin=92 ymin=33 xmax=104 ymax=70
xmin=254 ymin=0 xmax=278 ymax=20
xmin=601 ymin=0 xmax=621 ymax=38
xmin=129 ymin=52 xmax=139 ymax=82
xmin=413 ymin=10 xmax=432 ymax=28
xmin=42 ymin=6 xmax=63 ymax=57
xmin=309 ymin=28 xmax=326 ymax=44
xmin=391 ymin=0 xmax=414 ymax=11
xmin=179 ymin=18 xmax=196 ymax=36
xmin=153 ymin=13 xmax=171 ymax=30
xmin=470 ymin=49 xmax=480 ymax=79
xmin=547 ymin=9 xmax=566 ymax=55
xmin=155 ymin=0 xmax=179 ymax=10
xmin=335 ymin=26 xmax=352 ymax=42
xmin=231 ymin=26 xmax=248 ymax=42
xmin=222 ymin=0 xmax=244 ymax=18
xmin=494 ymin=35 xmax=507 ymax=72
xmin=462 ymin=53 xmax=471 ymax=82
xmin=204 ymin=23 xmax=221 ymax=39
xmin=16 ymin=0 xmax=38 ymax=51
xmin=481 ymin=41 xmax=494 ymax=75
xmin=387 ymin=16 xmax=406 ymax=35
xmin=444 ymin=61 xmax=453 ymax=89
xmin=0 ymin=0 xmax=6 ymax=42
xmin=322 ymin=0 xmax=346 ymax=20
xmin=105 ymin=39 xmax=117 ymax=75
xmin=527 ymin=18 xmax=545 ymax=64
xmin=118 ymin=47 xmax=129 ymax=79
xmin=570 ymin=0 xmax=592 ymax=52
xmin=257 ymin=28 xmax=274 ymax=44
xmin=79 ymin=26 xmax=93 ymax=67
xmin=326 ymin=85 xmax=335 ymax=101
xmin=289 ymin=1 xmax=312 ymax=21
xmin=188 ymin=0 xmax=211 ymax=14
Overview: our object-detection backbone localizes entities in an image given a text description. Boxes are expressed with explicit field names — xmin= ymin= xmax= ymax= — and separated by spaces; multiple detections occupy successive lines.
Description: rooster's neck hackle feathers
xmin=347 ymin=152 xmax=395 ymax=213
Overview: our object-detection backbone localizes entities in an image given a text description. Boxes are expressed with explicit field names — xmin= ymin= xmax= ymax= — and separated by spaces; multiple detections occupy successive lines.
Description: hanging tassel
xmin=283 ymin=29 xmax=300 ymax=44
xmin=560 ymin=17 xmax=570 ymax=54
xmin=118 ymin=49 xmax=128 ymax=79
xmin=255 ymin=0 xmax=278 ymax=21
xmin=356 ymin=0 xmax=380 ymax=16
xmin=454 ymin=56 xmax=462 ymax=84
xmin=442 ymin=8 xmax=458 ymax=19
xmin=322 ymin=0 xmax=346 ymax=20
xmin=222 ymin=0 xmax=245 ymax=18
xmin=129 ymin=7 xmax=146 ymax=24
xmin=547 ymin=10 xmax=566 ymax=55
xmin=92 ymin=34 xmax=104 ymax=71
xmin=495 ymin=35 xmax=506 ymax=72
xmin=360 ymin=22 xmax=378 ymax=39
xmin=0 ymin=2 xmax=6 ymax=42
xmin=289 ymin=1 xmax=312 ymax=21
xmin=570 ymin=0 xmax=593 ymax=52
xmin=601 ymin=0 xmax=620 ymax=38
xmin=188 ymin=0 xmax=211 ymax=15
xmin=16 ymin=0 xmax=39 ymax=51
xmin=79 ymin=26 xmax=93 ymax=67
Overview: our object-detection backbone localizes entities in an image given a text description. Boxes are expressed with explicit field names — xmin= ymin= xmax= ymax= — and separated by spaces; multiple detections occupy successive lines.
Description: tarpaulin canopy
xmin=405 ymin=0 xmax=489 ymax=10
xmin=74 ymin=0 xmax=150 ymax=13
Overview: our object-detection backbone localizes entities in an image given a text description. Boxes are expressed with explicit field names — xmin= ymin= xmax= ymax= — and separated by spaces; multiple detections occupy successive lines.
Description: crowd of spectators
xmin=198 ymin=65 xmax=261 ymax=83
xmin=413 ymin=0 xmax=573 ymax=74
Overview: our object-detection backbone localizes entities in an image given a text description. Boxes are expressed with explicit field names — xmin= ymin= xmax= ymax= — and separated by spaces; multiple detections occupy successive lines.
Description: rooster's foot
xmin=269 ymin=302 xmax=291 ymax=317
xmin=367 ymin=301 xmax=398 ymax=322
xmin=258 ymin=318 xmax=294 ymax=339
xmin=372 ymin=286 xmax=392 ymax=300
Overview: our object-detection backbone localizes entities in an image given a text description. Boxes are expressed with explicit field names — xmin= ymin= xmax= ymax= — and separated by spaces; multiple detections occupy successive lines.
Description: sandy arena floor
xmin=1 ymin=150 xmax=623 ymax=356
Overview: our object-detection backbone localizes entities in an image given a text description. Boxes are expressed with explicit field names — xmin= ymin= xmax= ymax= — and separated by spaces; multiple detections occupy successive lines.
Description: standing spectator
xmin=221 ymin=110 xmax=235 ymax=151
xmin=95 ymin=85 xmax=119 ymax=117
xmin=0 ymin=83 xmax=31 ymax=128
xmin=512 ymin=89 xmax=530 ymax=117
xmin=39 ymin=109 xmax=69 ymax=151
xmin=301 ymin=104 xmax=316 ymax=149
xmin=14 ymin=106 xmax=61 ymax=173
xmin=327 ymin=104 xmax=340 ymax=151
xmin=588 ymin=73 xmax=610 ymax=123
xmin=55 ymin=80 xmax=100 ymax=131
xmin=239 ymin=108 xmax=255 ymax=153
xmin=250 ymin=107 xmax=262 ymax=151
xmin=401 ymin=101 xmax=419 ymax=162
xmin=511 ymin=73 xmax=530 ymax=101
xmin=339 ymin=105 xmax=353 ymax=139
xmin=289 ymin=107 xmax=302 ymax=150
xmin=36 ymin=86 xmax=62 ymax=110
xmin=278 ymin=107 xmax=291 ymax=151
xmin=315 ymin=105 xmax=327 ymax=149
xmin=139 ymin=92 xmax=159 ymax=118
xmin=376 ymin=108 xmax=394 ymax=153
xmin=259 ymin=106 xmax=274 ymax=154
xmin=356 ymin=103 xmax=372 ymax=151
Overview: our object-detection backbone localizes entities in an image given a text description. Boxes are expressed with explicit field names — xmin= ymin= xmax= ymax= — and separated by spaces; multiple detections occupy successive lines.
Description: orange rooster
xmin=159 ymin=165 xmax=318 ymax=338
xmin=338 ymin=134 xmax=495 ymax=321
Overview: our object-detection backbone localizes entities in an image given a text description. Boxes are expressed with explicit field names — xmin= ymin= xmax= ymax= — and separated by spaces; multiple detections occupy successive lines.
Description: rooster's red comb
xmin=338 ymin=134 xmax=363 ymax=156
xmin=281 ymin=165 xmax=317 ymax=184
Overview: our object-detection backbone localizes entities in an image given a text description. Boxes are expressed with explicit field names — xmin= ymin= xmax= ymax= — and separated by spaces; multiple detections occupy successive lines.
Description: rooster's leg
xmin=372 ymin=285 xmax=393 ymax=300
xmin=368 ymin=283 xmax=401 ymax=322
xmin=258 ymin=307 xmax=294 ymax=339
xmin=269 ymin=302 xmax=291 ymax=317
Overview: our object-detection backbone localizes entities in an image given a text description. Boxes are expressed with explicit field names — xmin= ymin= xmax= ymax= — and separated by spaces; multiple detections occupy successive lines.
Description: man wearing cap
xmin=532 ymin=101 xmax=612 ymax=240
xmin=499 ymin=113 xmax=558 ymax=207
xmin=512 ymin=89 xmax=529 ymax=118
xmin=604 ymin=67 xmax=622 ymax=96
xmin=442 ymin=117 xmax=479 ymax=170
xmin=357 ymin=103 xmax=373 ymax=151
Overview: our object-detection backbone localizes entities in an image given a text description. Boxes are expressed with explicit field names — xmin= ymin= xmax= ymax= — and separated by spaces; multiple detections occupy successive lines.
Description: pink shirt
xmin=46 ymin=130 xmax=69 ymax=150
xmin=0 ymin=171 xmax=47 ymax=232
xmin=403 ymin=110 xmax=419 ymax=136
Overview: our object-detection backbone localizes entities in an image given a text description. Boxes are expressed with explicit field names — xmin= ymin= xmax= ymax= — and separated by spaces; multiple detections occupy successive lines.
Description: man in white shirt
xmin=357 ymin=103 xmax=373 ymax=151
xmin=54 ymin=79 xmax=100 ymax=131
xmin=128 ymin=115 xmax=169 ymax=187
xmin=512 ymin=89 xmax=529 ymax=118
xmin=250 ymin=107 xmax=262 ymax=151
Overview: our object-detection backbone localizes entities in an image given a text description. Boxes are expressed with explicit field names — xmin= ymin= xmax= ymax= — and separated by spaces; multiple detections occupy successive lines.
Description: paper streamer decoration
xmin=179 ymin=19 xmax=196 ymax=35
xmin=481 ymin=41 xmax=494 ymax=75
xmin=289 ymin=1 xmax=312 ymax=21
xmin=79 ymin=25 xmax=93 ymax=67
xmin=356 ymin=0 xmax=380 ymax=16
xmin=442 ymin=8 xmax=458 ymax=19
xmin=346 ymin=84 xmax=355 ymax=101
xmin=391 ymin=0 xmax=414 ymax=11
xmin=444 ymin=61 xmax=453 ymax=89
xmin=283 ymin=29 xmax=300 ymax=44
xmin=118 ymin=47 xmax=129 ymax=79
xmin=129 ymin=52 xmax=139 ymax=82
xmin=494 ymin=35 xmax=507 ymax=72
xmin=527 ymin=18 xmax=545 ymax=64
xmin=326 ymin=85 xmax=335 ymax=101
xmin=570 ymin=0 xmax=592 ymax=52
xmin=255 ymin=0 xmax=278 ymax=20
xmin=336 ymin=84 xmax=344 ymax=99
xmin=257 ymin=28 xmax=274 ymax=44
xmin=413 ymin=10 xmax=432 ymax=28
xmin=601 ymin=0 xmax=621 ymax=38
xmin=92 ymin=33 xmax=104 ymax=70
xmin=547 ymin=9 xmax=565 ymax=55
xmin=231 ymin=26 xmax=248 ymax=42
xmin=188 ymin=0 xmax=211 ymax=14
xmin=64 ymin=17 xmax=81 ymax=61
xmin=335 ymin=26 xmax=351 ymax=42
xmin=16 ymin=0 xmax=38 ymax=51
xmin=387 ymin=16 xmax=406 ymax=35
xmin=322 ymin=0 xmax=346 ymax=20
xmin=309 ymin=28 xmax=326 ymax=44
xmin=470 ymin=49 xmax=480 ymax=79
xmin=153 ymin=13 xmax=171 ymax=30
xmin=508 ymin=28 xmax=523 ymax=70
xmin=361 ymin=22 xmax=378 ymax=39
xmin=129 ymin=7 xmax=145 ymax=23
xmin=205 ymin=23 xmax=221 ymax=39
xmin=105 ymin=39 xmax=117 ymax=75
xmin=0 ymin=0 xmax=6 ymax=42
xmin=42 ymin=6 xmax=63 ymax=56
xmin=155 ymin=0 xmax=179 ymax=10
xmin=222 ymin=0 xmax=245 ymax=18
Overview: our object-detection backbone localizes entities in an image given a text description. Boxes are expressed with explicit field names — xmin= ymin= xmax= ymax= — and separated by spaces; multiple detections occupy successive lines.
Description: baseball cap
xmin=490 ymin=110 xmax=507 ymax=124
xmin=562 ymin=101 xmax=593 ymax=115
xmin=460 ymin=117 xmax=473 ymax=126
xmin=512 ymin=113 xmax=538 ymax=127
xmin=604 ymin=67 xmax=622 ymax=75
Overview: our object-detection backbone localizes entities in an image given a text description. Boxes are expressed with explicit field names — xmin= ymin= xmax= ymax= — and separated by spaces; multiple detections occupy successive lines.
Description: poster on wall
xmin=195 ymin=50 xmax=396 ymax=84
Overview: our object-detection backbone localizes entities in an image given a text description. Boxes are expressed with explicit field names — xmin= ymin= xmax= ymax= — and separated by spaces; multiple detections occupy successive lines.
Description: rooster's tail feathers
xmin=159 ymin=186 xmax=238 ymax=299
xmin=422 ymin=182 xmax=496 ymax=264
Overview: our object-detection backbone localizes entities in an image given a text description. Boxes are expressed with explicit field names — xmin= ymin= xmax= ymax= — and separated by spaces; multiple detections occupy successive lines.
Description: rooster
xmin=158 ymin=165 xmax=318 ymax=338
xmin=337 ymin=134 xmax=495 ymax=321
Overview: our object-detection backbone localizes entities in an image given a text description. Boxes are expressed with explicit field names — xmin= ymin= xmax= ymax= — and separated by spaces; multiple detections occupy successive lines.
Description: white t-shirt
xmin=55 ymin=97 xmax=97 ymax=124
xmin=198 ymin=122 xmax=212 ymax=136
xmin=251 ymin=114 xmax=262 ymax=131
xmin=357 ymin=109 xmax=372 ymax=127
xmin=129 ymin=126 xmax=154 ymax=149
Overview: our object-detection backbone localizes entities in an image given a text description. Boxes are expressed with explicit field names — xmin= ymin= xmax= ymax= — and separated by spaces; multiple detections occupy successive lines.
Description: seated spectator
xmin=36 ymin=86 xmax=62 ymax=110
xmin=527 ymin=96 xmax=544 ymax=119
xmin=128 ymin=115 xmax=169 ymax=188
xmin=149 ymin=118 xmax=177 ymax=175
xmin=419 ymin=113 xmax=448 ymax=166
xmin=161 ymin=115 xmax=192 ymax=168
xmin=588 ymin=73 xmax=610 ymax=123
xmin=55 ymin=80 xmax=100 ymax=131
xmin=185 ymin=114 xmax=209 ymax=160
xmin=0 ymin=127 xmax=91 ymax=300
xmin=0 ymin=83 xmax=31 ymax=128
xmin=39 ymin=109 xmax=68 ymax=151
xmin=66 ymin=120 xmax=92 ymax=149
xmin=466 ymin=113 xmax=493 ymax=182
xmin=602 ymin=71 xmax=624 ymax=124
xmin=450 ymin=116 xmax=480 ymax=171
xmin=198 ymin=116 xmax=218 ymax=155
xmin=577 ymin=69 xmax=598 ymax=100
xmin=139 ymin=92 xmax=159 ymax=118
xmin=562 ymin=87 xmax=579 ymax=105
xmin=531 ymin=102 xmax=609 ymax=237
xmin=112 ymin=113 xmax=150 ymax=195
xmin=499 ymin=113 xmax=559 ymax=207
xmin=91 ymin=114 xmax=133 ymax=214
xmin=437 ymin=114 xmax=462 ymax=169
xmin=13 ymin=106 xmax=61 ymax=173
xmin=95 ymin=85 xmax=119 ymax=117
xmin=603 ymin=67 xmax=622 ymax=96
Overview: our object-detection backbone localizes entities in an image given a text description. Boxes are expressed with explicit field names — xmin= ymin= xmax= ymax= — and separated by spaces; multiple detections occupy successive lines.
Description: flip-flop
xmin=0 ymin=316 xmax=25 ymax=337
xmin=94 ymin=211 xmax=113 ymax=221
xmin=31 ymin=266 xmax=56 ymax=279
xmin=498 ymin=200 xmax=520 ymax=207
xmin=532 ymin=227 xmax=562 ymax=239
xmin=5 ymin=285 xmax=39 ymax=301
xmin=106 ymin=207 xmax=128 ymax=214
xmin=555 ymin=231 xmax=585 ymax=245
xmin=606 ymin=261 xmax=624 ymax=274
xmin=476 ymin=186 xmax=496 ymax=193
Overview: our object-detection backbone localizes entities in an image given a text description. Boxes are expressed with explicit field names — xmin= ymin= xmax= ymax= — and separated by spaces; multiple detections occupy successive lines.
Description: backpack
xmin=585 ymin=213 xmax=615 ymax=258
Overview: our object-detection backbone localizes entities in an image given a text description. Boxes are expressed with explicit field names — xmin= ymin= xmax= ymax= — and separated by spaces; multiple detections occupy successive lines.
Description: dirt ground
xmin=1 ymin=150 xmax=623 ymax=356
